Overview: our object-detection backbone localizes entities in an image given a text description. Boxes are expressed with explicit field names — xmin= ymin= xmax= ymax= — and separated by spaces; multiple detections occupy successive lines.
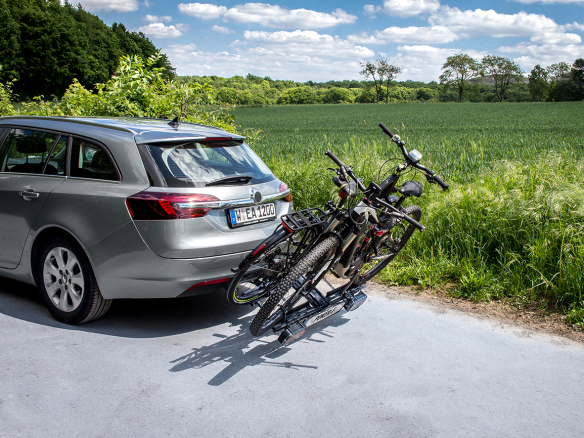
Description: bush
xmin=6 ymin=53 xmax=236 ymax=132
xmin=321 ymin=87 xmax=355 ymax=104
xmin=277 ymin=86 xmax=318 ymax=104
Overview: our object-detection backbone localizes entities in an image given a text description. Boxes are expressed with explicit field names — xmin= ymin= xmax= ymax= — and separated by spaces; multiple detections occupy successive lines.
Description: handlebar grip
xmin=325 ymin=150 xmax=346 ymax=168
xmin=401 ymin=213 xmax=425 ymax=232
xmin=433 ymin=175 xmax=449 ymax=191
xmin=379 ymin=123 xmax=395 ymax=139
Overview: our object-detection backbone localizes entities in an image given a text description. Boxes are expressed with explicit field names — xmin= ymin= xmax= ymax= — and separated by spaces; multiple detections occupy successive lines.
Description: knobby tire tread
xmin=249 ymin=236 xmax=338 ymax=336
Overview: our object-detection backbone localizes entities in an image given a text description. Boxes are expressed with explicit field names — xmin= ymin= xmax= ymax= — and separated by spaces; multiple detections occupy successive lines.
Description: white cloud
xmin=222 ymin=4 xmax=357 ymax=29
xmin=366 ymin=0 xmax=440 ymax=18
xmin=165 ymin=29 xmax=377 ymax=81
xmin=240 ymin=30 xmax=374 ymax=59
xmin=137 ymin=23 xmax=186 ymax=38
xmin=178 ymin=3 xmax=227 ymax=20
xmin=394 ymin=45 xmax=485 ymax=81
xmin=348 ymin=26 xmax=457 ymax=45
xmin=143 ymin=15 xmax=172 ymax=23
xmin=212 ymin=25 xmax=235 ymax=34
xmin=347 ymin=32 xmax=387 ymax=45
xmin=75 ymin=0 xmax=139 ymax=12
xmin=564 ymin=22 xmax=584 ymax=31
xmin=498 ymin=42 xmax=584 ymax=72
xmin=429 ymin=6 xmax=581 ymax=46
xmin=375 ymin=25 xmax=457 ymax=44
xmin=513 ymin=0 xmax=584 ymax=3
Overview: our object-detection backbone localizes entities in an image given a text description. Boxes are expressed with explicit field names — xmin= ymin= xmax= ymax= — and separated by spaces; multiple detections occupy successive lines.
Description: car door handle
xmin=19 ymin=190 xmax=40 ymax=201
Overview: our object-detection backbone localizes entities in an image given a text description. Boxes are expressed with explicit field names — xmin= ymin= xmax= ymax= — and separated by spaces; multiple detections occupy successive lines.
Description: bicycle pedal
xmin=344 ymin=291 xmax=367 ymax=312
xmin=278 ymin=323 xmax=306 ymax=346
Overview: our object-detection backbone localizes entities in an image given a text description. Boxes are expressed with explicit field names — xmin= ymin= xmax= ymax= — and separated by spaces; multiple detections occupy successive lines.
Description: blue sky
xmin=75 ymin=1 xmax=584 ymax=82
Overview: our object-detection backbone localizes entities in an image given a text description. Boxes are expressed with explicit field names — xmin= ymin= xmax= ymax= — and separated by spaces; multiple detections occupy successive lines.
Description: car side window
xmin=70 ymin=138 xmax=118 ymax=181
xmin=0 ymin=129 xmax=59 ymax=174
xmin=45 ymin=136 xmax=68 ymax=176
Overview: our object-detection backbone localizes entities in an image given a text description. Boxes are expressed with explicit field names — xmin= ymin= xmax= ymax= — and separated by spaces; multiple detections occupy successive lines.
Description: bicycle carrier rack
xmin=281 ymin=208 xmax=329 ymax=232
xmin=271 ymin=279 xmax=368 ymax=346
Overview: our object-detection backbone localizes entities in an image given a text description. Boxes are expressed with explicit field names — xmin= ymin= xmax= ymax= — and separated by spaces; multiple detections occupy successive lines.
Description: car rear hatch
xmin=127 ymin=131 xmax=292 ymax=258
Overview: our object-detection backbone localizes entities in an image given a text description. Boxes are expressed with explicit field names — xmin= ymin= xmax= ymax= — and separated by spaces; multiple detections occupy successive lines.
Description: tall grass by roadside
xmin=235 ymin=102 xmax=584 ymax=327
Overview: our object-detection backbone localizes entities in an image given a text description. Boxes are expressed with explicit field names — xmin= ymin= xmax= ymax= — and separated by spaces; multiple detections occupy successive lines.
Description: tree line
xmin=0 ymin=0 xmax=173 ymax=99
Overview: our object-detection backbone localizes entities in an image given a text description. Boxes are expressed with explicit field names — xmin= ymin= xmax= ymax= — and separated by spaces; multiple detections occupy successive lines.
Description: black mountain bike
xmin=227 ymin=123 xmax=448 ymax=345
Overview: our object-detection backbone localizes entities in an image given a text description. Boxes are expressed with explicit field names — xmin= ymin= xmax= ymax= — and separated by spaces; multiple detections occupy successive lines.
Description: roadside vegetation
xmin=235 ymin=103 xmax=584 ymax=328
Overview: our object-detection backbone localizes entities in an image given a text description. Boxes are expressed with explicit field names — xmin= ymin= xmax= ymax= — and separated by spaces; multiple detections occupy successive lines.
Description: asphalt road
xmin=1 ymin=277 xmax=583 ymax=438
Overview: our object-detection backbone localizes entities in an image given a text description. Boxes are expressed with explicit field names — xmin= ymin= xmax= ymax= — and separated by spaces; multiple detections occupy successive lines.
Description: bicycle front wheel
xmin=361 ymin=205 xmax=422 ymax=282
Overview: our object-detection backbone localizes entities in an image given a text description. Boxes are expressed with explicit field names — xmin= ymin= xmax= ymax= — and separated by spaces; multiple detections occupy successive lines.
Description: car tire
xmin=37 ymin=237 xmax=111 ymax=324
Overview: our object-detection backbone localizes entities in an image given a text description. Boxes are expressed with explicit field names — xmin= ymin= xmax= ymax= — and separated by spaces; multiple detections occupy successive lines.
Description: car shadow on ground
xmin=1 ymin=276 xmax=350 ymax=385
xmin=0 ymin=276 xmax=252 ymax=338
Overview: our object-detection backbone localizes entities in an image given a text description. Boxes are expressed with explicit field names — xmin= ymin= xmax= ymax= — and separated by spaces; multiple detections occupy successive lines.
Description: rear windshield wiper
xmin=205 ymin=175 xmax=253 ymax=186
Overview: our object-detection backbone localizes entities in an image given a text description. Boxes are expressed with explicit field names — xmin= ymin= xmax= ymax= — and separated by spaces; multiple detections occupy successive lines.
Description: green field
xmin=235 ymin=102 xmax=584 ymax=327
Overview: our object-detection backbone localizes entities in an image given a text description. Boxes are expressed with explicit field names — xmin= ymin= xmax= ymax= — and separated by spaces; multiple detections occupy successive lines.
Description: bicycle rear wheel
xmin=361 ymin=204 xmax=422 ymax=282
xmin=249 ymin=236 xmax=338 ymax=336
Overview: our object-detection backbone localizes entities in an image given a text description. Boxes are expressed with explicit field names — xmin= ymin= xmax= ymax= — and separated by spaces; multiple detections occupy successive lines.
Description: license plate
xmin=229 ymin=203 xmax=276 ymax=228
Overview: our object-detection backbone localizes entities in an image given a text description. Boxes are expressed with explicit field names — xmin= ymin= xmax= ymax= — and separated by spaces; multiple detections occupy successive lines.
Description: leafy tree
xmin=321 ymin=87 xmax=354 ymax=104
xmin=571 ymin=58 xmax=584 ymax=100
xmin=377 ymin=60 xmax=402 ymax=103
xmin=416 ymin=87 xmax=437 ymax=101
xmin=0 ymin=66 xmax=15 ymax=115
xmin=277 ymin=86 xmax=317 ymax=104
xmin=439 ymin=53 xmax=482 ymax=102
xmin=545 ymin=62 xmax=571 ymax=82
xmin=359 ymin=60 xmax=383 ymax=103
xmin=481 ymin=55 xmax=524 ymax=102
xmin=528 ymin=65 xmax=548 ymax=102
xmin=216 ymin=87 xmax=237 ymax=104
xmin=0 ymin=0 xmax=173 ymax=99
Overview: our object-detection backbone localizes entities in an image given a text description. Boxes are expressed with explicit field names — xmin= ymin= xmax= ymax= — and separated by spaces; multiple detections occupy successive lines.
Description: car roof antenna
xmin=168 ymin=116 xmax=180 ymax=129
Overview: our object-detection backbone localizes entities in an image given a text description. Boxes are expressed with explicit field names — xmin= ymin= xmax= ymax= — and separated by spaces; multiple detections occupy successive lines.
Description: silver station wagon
xmin=0 ymin=116 xmax=292 ymax=323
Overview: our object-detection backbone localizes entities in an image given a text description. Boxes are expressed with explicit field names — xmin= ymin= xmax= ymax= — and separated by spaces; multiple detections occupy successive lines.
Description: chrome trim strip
xmin=219 ymin=190 xmax=290 ymax=209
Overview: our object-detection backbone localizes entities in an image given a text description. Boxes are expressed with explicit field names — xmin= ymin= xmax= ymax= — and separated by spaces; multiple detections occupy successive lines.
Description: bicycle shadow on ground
xmin=0 ymin=276 xmax=251 ymax=338
xmin=169 ymin=312 xmax=350 ymax=386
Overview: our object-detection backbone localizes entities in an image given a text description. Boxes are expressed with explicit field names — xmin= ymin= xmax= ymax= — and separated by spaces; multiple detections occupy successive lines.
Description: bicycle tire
xmin=227 ymin=229 xmax=291 ymax=305
xmin=250 ymin=236 xmax=338 ymax=336
xmin=361 ymin=205 xmax=422 ymax=282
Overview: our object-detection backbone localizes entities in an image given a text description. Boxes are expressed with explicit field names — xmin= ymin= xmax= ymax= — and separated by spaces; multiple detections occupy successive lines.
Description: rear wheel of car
xmin=37 ymin=237 xmax=111 ymax=324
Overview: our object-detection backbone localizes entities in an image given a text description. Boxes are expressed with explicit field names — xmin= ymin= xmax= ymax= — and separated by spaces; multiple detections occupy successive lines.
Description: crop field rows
xmin=236 ymin=102 xmax=584 ymax=327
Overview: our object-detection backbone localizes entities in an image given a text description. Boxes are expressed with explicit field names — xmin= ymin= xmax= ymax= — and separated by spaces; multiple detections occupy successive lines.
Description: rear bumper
xmin=87 ymin=221 xmax=248 ymax=299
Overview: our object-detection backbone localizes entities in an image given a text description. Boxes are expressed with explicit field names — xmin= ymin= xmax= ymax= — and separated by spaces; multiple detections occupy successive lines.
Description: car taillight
xmin=126 ymin=191 xmax=221 ymax=220
xmin=279 ymin=182 xmax=293 ymax=202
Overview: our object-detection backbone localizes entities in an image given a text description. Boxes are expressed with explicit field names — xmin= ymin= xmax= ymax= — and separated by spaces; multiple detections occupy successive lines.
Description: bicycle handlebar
xmin=432 ymin=175 xmax=449 ymax=191
xmin=378 ymin=122 xmax=395 ymax=139
xmin=325 ymin=150 xmax=346 ymax=168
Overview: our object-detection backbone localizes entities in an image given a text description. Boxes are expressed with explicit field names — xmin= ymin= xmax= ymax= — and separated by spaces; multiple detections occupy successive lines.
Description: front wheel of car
xmin=37 ymin=237 xmax=112 ymax=324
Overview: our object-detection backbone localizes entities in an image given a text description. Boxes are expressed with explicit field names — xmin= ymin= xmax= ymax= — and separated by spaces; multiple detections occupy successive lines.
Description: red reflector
xmin=252 ymin=244 xmax=266 ymax=257
xmin=126 ymin=191 xmax=221 ymax=220
xmin=338 ymin=188 xmax=347 ymax=199
xmin=186 ymin=277 xmax=229 ymax=291
xmin=282 ymin=221 xmax=293 ymax=234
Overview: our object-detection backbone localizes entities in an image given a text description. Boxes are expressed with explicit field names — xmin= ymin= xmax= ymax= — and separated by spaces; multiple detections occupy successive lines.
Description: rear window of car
xmin=140 ymin=141 xmax=275 ymax=188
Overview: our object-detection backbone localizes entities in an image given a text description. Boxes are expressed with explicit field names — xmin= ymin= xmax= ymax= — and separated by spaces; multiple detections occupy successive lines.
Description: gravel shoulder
xmin=371 ymin=282 xmax=584 ymax=344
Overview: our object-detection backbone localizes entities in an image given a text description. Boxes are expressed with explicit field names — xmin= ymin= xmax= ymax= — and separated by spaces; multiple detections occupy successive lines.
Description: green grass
xmin=235 ymin=102 xmax=584 ymax=327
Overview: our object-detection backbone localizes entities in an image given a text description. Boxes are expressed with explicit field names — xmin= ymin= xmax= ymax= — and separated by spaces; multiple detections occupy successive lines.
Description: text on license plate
xmin=229 ymin=203 xmax=276 ymax=227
